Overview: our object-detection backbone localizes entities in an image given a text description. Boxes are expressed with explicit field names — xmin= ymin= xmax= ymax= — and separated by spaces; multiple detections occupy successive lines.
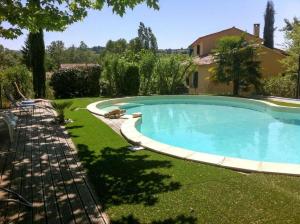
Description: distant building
xmin=188 ymin=24 xmax=287 ymax=95
xmin=60 ymin=64 xmax=99 ymax=69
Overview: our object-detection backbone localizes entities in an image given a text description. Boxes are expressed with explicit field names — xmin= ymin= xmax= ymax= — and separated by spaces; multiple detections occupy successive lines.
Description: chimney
xmin=253 ymin=24 xmax=260 ymax=37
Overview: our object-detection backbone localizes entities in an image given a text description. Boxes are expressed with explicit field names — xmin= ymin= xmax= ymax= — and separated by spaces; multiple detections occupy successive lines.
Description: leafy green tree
xmin=47 ymin=40 xmax=65 ymax=70
xmin=138 ymin=22 xmax=158 ymax=51
xmin=210 ymin=36 xmax=261 ymax=96
xmin=0 ymin=45 xmax=21 ymax=70
xmin=1 ymin=65 xmax=33 ymax=98
xmin=1 ymin=0 xmax=159 ymax=98
xmin=128 ymin=37 xmax=143 ymax=53
xmin=262 ymin=74 xmax=296 ymax=98
xmin=60 ymin=43 xmax=99 ymax=64
xmin=79 ymin=41 xmax=88 ymax=50
xmin=263 ymin=1 xmax=275 ymax=48
xmin=281 ymin=24 xmax=300 ymax=97
xmin=0 ymin=0 xmax=159 ymax=38
xmin=0 ymin=46 xmax=24 ymax=107
xmin=21 ymin=36 xmax=31 ymax=69
xmin=123 ymin=64 xmax=140 ymax=95
xmin=148 ymin=27 xmax=158 ymax=50
xmin=282 ymin=17 xmax=300 ymax=32
xmin=139 ymin=50 xmax=157 ymax=95
xmin=105 ymin=39 xmax=128 ymax=54
xmin=154 ymin=55 xmax=195 ymax=94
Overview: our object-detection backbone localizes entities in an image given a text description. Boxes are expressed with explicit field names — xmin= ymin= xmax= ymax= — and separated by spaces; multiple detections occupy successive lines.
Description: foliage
xmin=123 ymin=64 xmax=140 ymax=95
xmin=154 ymin=55 xmax=194 ymax=95
xmin=51 ymin=101 xmax=72 ymax=123
xmin=29 ymin=30 xmax=46 ymax=98
xmin=50 ymin=65 xmax=101 ymax=98
xmin=46 ymin=40 xmax=65 ymax=70
xmin=105 ymin=39 xmax=128 ymax=54
xmin=102 ymin=54 xmax=140 ymax=96
xmin=263 ymin=1 xmax=275 ymax=48
xmin=0 ymin=45 xmax=22 ymax=70
xmin=139 ymin=50 xmax=157 ymax=95
xmin=281 ymin=22 xmax=300 ymax=98
xmin=0 ymin=65 xmax=33 ymax=99
xmin=281 ymin=24 xmax=300 ymax=77
xmin=55 ymin=97 xmax=300 ymax=224
xmin=261 ymin=74 xmax=297 ymax=98
xmin=210 ymin=36 xmax=261 ymax=96
xmin=21 ymin=36 xmax=31 ymax=69
xmin=0 ymin=0 xmax=159 ymax=39
xmin=63 ymin=43 xmax=99 ymax=65
xmin=282 ymin=17 xmax=300 ymax=32
xmin=138 ymin=22 xmax=158 ymax=51
xmin=128 ymin=37 xmax=143 ymax=53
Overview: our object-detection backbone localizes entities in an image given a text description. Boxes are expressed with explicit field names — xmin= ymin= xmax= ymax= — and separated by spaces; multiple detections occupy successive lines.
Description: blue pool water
xmin=120 ymin=99 xmax=300 ymax=164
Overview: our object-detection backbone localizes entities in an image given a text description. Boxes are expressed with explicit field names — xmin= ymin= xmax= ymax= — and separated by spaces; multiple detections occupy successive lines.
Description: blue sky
xmin=1 ymin=0 xmax=300 ymax=50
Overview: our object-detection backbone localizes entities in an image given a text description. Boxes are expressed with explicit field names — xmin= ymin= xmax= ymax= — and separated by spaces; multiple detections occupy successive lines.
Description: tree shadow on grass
xmin=77 ymin=144 xmax=181 ymax=208
xmin=112 ymin=214 xmax=197 ymax=224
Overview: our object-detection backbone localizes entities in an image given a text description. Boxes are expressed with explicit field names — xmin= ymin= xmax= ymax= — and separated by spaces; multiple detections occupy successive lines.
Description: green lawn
xmin=266 ymin=99 xmax=300 ymax=107
xmin=56 ymin=97 xmax=300 ymax=224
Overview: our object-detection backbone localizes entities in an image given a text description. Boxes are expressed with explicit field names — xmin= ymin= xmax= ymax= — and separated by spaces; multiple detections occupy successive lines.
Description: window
xmin=196 ymin=44 xmax=201 ymax=56
xmin=192 ymin=72 xmax=198 ymax=88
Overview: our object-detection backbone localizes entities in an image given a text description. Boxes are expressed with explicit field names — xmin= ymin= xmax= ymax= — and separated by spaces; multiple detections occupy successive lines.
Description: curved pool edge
xmin=86 ymin=95 xmax=300 ymax=116
xmin=87 ymin=95 xmax=300 ymax=175
xmin=120 ymin=117 xmax=300 ymax=176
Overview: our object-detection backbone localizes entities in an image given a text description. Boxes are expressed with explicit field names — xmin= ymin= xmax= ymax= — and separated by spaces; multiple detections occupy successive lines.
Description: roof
xmin=60 ymin=64 xmax=99 ymax=69
xmin=193 ymin=55 xmax=214 ymax=65
xmin=190 ymin=27 xmax=264 ymax=47
xmin=273 ymin=48 xmax=288 ymax=56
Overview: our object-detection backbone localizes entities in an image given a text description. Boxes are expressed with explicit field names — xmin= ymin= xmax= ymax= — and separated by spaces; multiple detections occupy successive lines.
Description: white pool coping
xmin=87 ymin=95 xmax=300 ymax=175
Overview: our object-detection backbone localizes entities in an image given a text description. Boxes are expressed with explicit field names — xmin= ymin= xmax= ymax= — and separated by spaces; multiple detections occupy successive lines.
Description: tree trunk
xmin=0 ymin=83 xmax=2 ymax=108
xmin=296 ymin=54 xmax=300 ymax=99
xmin=29 ymin=30 xmax=46 ymax=98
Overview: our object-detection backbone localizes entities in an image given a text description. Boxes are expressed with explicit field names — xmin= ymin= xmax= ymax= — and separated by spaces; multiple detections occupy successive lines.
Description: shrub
xmin=123 ymin=64 xmax=140 ymax=95
xmin=51 ymin=101 xmax=73 ymax=123
xmin=1 ymin=65 xmax=33 ymax=100
xmin=50 ymin=65 xmax=101 ymax=98
xmin=102 ymin=55 xmax=140 ymax=96
xmin=153 ymin=55 xmax=195 ymax=95
xmin=261 ymin=74 xmax=297 ymax=98
xmin=139 ymin=50 xmax=157 ymax=95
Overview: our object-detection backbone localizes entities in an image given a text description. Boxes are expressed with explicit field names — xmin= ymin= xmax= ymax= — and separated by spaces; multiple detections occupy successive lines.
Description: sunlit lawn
xmin=56 ymin=97 xmax=300 ymax=224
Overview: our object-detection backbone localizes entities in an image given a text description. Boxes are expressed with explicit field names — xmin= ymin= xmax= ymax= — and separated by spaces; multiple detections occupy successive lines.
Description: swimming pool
xmin=87 ymin=96 xmax=300 ymax=174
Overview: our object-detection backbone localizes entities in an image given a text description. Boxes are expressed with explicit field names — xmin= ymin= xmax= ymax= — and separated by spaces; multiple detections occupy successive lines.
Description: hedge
xmin=50 ymin=65 xmax=101 ymax=98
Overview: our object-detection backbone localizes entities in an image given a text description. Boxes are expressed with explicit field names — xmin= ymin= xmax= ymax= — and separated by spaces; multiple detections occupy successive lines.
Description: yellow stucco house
xmin=188 ymin=24 xmax=287 ymax=95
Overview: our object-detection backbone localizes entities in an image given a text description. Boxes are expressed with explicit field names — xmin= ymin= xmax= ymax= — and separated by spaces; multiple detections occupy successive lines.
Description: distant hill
xmin=89 ymin=46 xmax=105 ymax=54
xmin=158 ymin=48 xmax=190 ymax=54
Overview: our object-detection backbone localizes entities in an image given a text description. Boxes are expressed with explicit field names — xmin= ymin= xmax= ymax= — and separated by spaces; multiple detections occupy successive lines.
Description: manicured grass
xmin=266 ymin=99 xmax=300 ymax=107
xmin=56 ymin=97 xmax=300 ymax=224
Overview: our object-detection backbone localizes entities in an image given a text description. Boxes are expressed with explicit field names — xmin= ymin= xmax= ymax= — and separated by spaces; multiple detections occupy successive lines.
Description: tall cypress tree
xmin=263 ymin=1 xmax=275 ymax=48
xmin=29 ymin=30 xmax=46 ymax=98
xmin=21 ymin=36 xmax=31 ymax=70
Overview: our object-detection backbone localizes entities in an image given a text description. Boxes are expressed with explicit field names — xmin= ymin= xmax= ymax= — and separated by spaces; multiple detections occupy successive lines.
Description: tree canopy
xmin=282 ymin=17 xmax=300 ymax=32
xmin=210 ymin=36 xmax=261 ymax=96
xmin=138 ymin=22 xmax=158 ymax=51
xmin=263 ymin=1 xmax=275 ymax=48
xmin=0 ymin=0 xmax=159 ymax=38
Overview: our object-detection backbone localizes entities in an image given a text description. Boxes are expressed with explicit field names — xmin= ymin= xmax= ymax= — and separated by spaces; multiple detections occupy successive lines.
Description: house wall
xmin=188 ymin=65 xmax=233 ymax=95
xmin=189 ymin=48 xmax=286 ymax=95
xmin=259 ymin=46 xmax=286 ymax=78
